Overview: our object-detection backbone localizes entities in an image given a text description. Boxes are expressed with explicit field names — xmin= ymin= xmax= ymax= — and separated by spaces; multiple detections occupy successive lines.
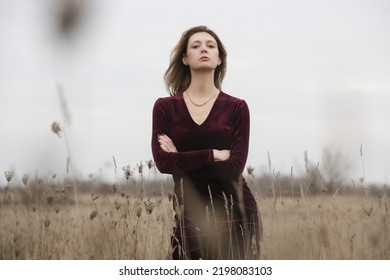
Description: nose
xmin=201 ymin=44 xmax=208 ymax=53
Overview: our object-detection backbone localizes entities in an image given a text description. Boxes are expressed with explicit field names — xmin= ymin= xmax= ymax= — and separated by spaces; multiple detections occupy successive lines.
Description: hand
xmin=213 ymin=149 xmax=230 ymax=162
xmin=158 ymin=134 xmax=178 ymax=153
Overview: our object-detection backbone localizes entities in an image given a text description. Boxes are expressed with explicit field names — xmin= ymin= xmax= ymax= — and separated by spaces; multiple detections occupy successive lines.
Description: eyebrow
xmin=190 ymin=40 xmax=217 ymax=44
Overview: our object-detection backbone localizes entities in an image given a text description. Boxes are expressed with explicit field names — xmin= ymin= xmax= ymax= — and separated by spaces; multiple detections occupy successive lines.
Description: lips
xmin=200 ymin=56 xmax=210 ymax=61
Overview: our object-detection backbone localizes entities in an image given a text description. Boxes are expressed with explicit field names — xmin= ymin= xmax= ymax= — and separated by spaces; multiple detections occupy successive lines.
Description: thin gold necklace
xmin=185 ymin=91 xmax=217 ymax=107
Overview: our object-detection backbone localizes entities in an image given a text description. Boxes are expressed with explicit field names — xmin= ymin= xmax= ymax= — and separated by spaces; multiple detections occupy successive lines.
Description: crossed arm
xmin=158 ymin=134 xmax=230 ymax=161
xmin=151 ymin=98 xmax=250 ymax=181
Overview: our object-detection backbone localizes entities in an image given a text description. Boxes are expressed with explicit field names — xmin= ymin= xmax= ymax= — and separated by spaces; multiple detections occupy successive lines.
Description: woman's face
xmin=183 ymin=32 xmax=221 ymax=71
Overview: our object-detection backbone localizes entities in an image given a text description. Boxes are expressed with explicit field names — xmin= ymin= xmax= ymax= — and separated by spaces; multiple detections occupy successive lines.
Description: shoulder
xmin=153 ymin=93 xmax=183 ymax=109
xmin=219 ymin=91 xmax=249 ymax=111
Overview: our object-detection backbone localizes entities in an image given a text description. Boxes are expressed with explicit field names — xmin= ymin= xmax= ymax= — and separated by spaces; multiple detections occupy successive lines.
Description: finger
xmin=160 ymin=134 xmax=172 ymax=142
xmin=158 ymin=139 xmax=171 ymax=148
xmin=159 ymin=137 xmax=170 ymax=143
xmin=158 ymin=135 xmax=177 ymax=152
xmin=159 ymin=139 xmax=175 ymax=150
xmin=160 ymin=142 xmax=175 ymax=153
xmin=160 ymin=143 xmax=170 ymax=152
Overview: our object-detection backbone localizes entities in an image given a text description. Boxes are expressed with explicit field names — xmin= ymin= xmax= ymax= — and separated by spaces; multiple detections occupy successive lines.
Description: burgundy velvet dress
xmin=151 ymin=91 xmax=262 ymax=259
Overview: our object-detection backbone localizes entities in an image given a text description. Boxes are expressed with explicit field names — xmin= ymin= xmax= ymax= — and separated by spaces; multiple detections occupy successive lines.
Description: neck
xmin=187 ymin=70 xmax=218 ymax=97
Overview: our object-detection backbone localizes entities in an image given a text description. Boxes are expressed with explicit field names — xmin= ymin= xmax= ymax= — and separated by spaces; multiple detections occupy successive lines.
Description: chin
xmin=192 ymin=65 xmax=218 ymax=72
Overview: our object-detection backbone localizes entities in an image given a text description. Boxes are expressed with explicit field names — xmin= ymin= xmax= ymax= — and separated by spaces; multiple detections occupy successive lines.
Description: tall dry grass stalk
xmin=51 ymin=85 xmax=79 ymax=213
xmin=1 ymin=171 xmax=14 ymax=207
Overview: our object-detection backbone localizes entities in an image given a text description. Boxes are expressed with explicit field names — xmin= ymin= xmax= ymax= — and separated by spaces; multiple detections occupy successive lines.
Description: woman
xmin=151 ymin=26 xmax=262 ymax=259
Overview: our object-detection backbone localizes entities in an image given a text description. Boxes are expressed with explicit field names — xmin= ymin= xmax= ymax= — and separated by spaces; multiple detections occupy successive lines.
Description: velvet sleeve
xmin=151 ymin=98 xmax=214 ymax=174
xmin=188 ymin=99 xmax=250 ymax=182
xmin=212 ymin=99 xmax=250 ymax=181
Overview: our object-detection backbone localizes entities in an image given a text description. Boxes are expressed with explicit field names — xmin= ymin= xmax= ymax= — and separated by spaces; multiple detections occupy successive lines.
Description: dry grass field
xmin=259 ymin=194 xmax=389 ymax=259
xmin=1 ymin=170 xmax=389 ymax=260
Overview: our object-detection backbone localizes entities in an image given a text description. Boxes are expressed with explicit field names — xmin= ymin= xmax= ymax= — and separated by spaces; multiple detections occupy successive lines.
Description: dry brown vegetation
xmin=1 ymin=166 xmax=389 ymax=260
xmin=0 ymin=169 xmax=175 ymax=260
xmin=259 ymin=194 xmax=389 ymax=259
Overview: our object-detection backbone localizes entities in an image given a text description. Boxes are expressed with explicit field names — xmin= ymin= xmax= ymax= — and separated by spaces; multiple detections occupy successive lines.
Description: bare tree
xmin=320 ymin=146 xmax=352 ymax=193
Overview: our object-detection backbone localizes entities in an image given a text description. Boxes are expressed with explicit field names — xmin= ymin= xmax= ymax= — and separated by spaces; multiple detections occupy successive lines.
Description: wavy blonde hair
xmin=164 ymin=26 xmax=227 ymax=96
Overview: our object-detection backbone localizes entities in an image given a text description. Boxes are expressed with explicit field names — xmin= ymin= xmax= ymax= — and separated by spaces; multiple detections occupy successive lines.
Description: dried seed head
xmin=146 ymin=160 xmax=154 ymax=169
xmin=136 ymin=207 xmax=142 ymax=217
xmin=168 ymin=192 xmax=173 ymax=202
xmin=51 ymin=122 xmax=62 ymax=137
xmin=112 ymin=156 xmax=117 ymax=173
xmin=122 ymin=164 xmax=133 ymax=180
xmin=111 ymin=220 xmax=118 ymax=228
xmin=22 ymin=174 xmax=29 ymax=185
xmin=114 ymin=199 xmax=121 ymax=210
xmin=144 ymin=199 xmax=155 ymax=215
xmin=247 ymin=165 xmax=255 ymax=177
xmin=111 ymin=182 xmax=118 ymax=193
xmin=90 ymin=210 xmax=98 ymax=221
xmin=57 ymin=0 xmax=83 ymax=35
xmin=267 ymin=151 xmax=272 ymax=170
xmin=4 ymin=171 xmax=14 ymax=182
xmin=361 ymin=203 xmax=374 ymax=216
xmin=137 ymin=161 xmax=144 ymax=175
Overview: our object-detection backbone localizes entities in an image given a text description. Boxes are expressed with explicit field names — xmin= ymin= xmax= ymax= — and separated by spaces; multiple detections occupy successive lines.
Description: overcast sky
xmin=1 ymin=0 xmax=389 ymax=185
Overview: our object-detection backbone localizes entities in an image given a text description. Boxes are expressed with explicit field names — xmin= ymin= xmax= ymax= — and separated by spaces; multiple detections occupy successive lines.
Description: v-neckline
xmin=181 ymin=91 xmax=222 ymax=126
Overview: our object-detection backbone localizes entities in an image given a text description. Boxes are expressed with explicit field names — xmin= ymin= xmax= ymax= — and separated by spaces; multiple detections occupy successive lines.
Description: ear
xmin=182 ymin=55 xmax=188 ymax=65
